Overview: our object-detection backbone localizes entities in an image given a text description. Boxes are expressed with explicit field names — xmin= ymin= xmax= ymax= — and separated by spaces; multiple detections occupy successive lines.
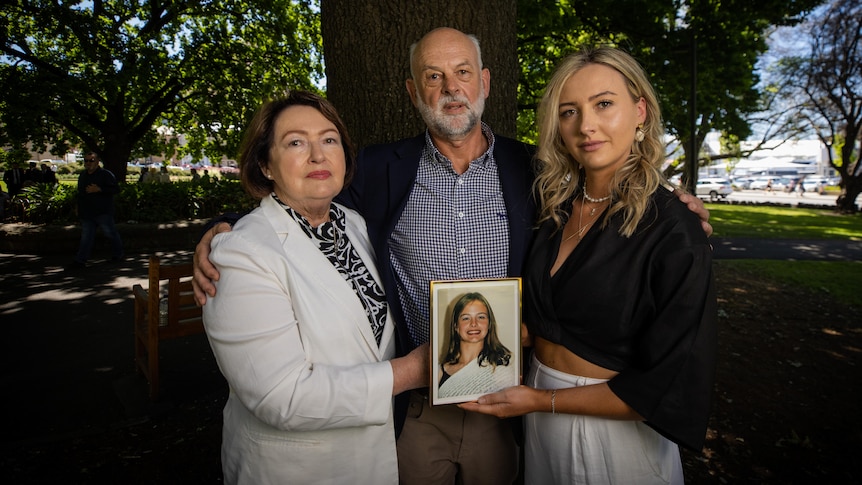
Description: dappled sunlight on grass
xmin=706 ymin=204 xmax=862 ymax=239
xmin=715 ymin=260 xmax=862 ymax=307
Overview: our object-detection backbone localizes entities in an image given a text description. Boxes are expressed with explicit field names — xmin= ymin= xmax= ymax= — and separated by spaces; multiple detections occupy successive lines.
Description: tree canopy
xmin=516 ymin=0 xmax=823 ymax=190
xmin=770 ymin=0 xmax=861 ymax=212
xmin=0 ymin=0 xmax=321 ymax=181
xmin=1 ymin=0 xmax=836 ymax=194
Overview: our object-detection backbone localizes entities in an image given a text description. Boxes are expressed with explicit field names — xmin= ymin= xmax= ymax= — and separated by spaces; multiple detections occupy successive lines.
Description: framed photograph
xmin=430 ymin=278 xmax=522 ymax=405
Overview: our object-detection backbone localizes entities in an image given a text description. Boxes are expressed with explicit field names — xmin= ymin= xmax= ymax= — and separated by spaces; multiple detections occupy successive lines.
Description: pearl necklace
xmin=583 ymin=183 xmax=611 ymax=204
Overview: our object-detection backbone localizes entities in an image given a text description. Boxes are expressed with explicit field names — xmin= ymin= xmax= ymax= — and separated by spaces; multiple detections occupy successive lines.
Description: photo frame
xmin=430 ymin=278 xmax=522 ymax=405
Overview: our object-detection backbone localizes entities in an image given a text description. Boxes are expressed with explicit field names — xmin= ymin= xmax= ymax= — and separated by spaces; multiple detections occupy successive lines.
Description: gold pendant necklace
xmin=563 ymin=195 xmax=607 ymax=243
xmin=563 ymin=197 xmax=589 ymax=243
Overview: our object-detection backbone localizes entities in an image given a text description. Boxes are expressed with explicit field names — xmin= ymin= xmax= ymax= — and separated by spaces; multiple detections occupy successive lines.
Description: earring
xmin=265 ymin=172 xmax=273 ymax=179
xmin=635 ymin=124 xmax=645 ymax=143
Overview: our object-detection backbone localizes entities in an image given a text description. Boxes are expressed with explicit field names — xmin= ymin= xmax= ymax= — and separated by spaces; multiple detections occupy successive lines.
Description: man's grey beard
xmin=416 ymin=89 xmax=486 ymax=139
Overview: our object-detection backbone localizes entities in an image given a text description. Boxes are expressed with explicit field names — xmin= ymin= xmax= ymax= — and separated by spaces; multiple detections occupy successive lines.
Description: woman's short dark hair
xmin=238 ymin=91 xmax=356 ymax=199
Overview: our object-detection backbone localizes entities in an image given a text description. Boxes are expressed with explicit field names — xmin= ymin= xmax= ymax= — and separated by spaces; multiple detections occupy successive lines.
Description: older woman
xmin=438 ymin=292 xmax=516 ymax=398
xmin=202 ymin=91 xmax=428 ymax=484
xmin=461 ymin=47 xmax=717 ymax=484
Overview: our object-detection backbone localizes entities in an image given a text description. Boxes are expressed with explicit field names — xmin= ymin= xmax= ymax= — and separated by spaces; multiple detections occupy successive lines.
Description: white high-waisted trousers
xmin=524 ymin=354 xmax=684 ymax=485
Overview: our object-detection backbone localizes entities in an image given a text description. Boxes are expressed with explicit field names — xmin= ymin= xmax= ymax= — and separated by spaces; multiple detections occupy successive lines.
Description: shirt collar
xmin=423 ymin=122 xmax=496 ymax=171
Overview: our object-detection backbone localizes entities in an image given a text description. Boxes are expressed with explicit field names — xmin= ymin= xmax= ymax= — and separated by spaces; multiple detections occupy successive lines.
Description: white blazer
xmin=203 ymin=196 xmax=398 ymax=484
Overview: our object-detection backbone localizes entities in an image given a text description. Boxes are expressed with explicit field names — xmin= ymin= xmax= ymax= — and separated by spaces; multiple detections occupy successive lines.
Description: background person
xmin=140 ymin=166 xmax=159 ymax=184
xmin=438 ymin=292 xmax=516 ymax=399
xmin=3 ymin=161 xmax=25 ymax=196
xmin=0 ymin=186 xmax=9 ymax=222
xmin=201 ymin=91 xmax=428 ymax=484
xmin=461 ymin=47 xmax=717 ymax=484
xmin=71 ymin=152 xmax=123 ymax=268
xmin=23 ymin=161 xmax=42 ymax=186
xmin=158 ymin=165 xmax=171 ymax=183
xmin=40 ymin=163 xmax=58 ymax=186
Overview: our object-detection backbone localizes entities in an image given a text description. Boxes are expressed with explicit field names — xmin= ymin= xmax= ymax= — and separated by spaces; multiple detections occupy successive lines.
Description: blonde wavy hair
xmin=534 ymin=46 xmax=667 ymax=237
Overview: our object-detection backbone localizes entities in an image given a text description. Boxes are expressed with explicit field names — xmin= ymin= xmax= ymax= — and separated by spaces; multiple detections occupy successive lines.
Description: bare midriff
xmin=534 ymin=336 xmax=619 ymax=380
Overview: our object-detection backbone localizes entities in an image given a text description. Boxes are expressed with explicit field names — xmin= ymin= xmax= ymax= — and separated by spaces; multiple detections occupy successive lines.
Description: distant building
xmin=700 ymin=136 xmax=835 ymax=178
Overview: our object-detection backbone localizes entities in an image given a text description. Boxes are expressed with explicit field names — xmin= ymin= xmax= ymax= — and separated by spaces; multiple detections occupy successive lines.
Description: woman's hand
xmin=458 ymin=385 xmax=548 ymax=419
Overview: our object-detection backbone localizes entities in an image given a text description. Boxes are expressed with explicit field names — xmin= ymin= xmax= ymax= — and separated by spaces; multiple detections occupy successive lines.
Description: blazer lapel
xmin=342 ymin=205 xmax=396 ymax=358
xmin=259 ymin=197 xmax=385 ymax=359
xmin=387 ymin=134 xmax=424 ymax=227
xmin=494 ymin=137 xmax=537 ymax=277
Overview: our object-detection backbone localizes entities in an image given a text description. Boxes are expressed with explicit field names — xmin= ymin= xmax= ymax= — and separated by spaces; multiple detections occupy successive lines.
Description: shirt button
xmin=457 ymin=179 xmax=464 ymax=185
xmin=459 ymin=248 xmax=466 ymax=254
xmin=458 ymin=212 xmax=464 ymax=218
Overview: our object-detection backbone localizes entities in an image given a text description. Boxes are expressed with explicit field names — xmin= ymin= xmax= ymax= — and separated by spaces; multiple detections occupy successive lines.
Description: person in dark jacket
xmin=41 ymin=163 xmax=58 ymax=186
xmin=71 ymin=152 xmax=123 ymax=268
xmin=3 ymin=161 xmax=25 ymax=196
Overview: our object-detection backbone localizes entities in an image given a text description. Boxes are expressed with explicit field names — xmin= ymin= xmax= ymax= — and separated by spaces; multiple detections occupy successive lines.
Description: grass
xmin=705 ymin=203 xmax=862 ymax=240
xmin=705 ymin=204 xmax=862 ymax=308
xmin=715 ymin=260 xmax=862 ymax=308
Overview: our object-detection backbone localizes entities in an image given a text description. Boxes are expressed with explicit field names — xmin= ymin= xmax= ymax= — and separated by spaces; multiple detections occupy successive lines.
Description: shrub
xmin=16 ymin=183 xmax=77 ymax=224
xmin=18 ymin=178 xmax=257 ymax=224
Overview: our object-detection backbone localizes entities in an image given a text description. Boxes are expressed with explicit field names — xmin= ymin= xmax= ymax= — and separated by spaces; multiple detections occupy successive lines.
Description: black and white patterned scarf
xmin=273 ymin=194 xmax=386 ymax=346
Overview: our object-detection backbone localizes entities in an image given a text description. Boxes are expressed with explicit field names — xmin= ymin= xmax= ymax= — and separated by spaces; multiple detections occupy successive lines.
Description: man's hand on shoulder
xmin=673 ymin=188 xmax=713 ymax=237
xmin=192 ymin=222 xmax=232 ymax=306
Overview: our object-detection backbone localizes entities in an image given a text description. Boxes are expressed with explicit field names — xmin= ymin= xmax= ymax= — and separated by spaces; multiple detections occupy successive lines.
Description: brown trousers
xmin=397 ymin=391 xmax=519 ymax=484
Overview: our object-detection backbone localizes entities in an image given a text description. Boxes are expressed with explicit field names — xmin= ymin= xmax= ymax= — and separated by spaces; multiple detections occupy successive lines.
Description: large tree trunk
xmin=320 ymin=0 xmax=518 ymax=149
xmin=100 ymin=120 xmax=134 ymax=184
xmin=836 ymin=175 xmax=861 ymax=213
xmin=101 ymin=144 xmax=132 ymax=185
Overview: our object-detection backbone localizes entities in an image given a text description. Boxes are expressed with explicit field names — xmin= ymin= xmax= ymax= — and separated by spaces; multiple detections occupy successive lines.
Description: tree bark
xmin=837 ymin=178 xmax=862 ymax=213
xmin=320 ymin=0 xmax=518 ymax=149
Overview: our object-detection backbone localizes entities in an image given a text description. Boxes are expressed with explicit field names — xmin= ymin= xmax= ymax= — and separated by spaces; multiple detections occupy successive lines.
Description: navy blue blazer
xmin=336 ymin=132 xmax=537 ymax=356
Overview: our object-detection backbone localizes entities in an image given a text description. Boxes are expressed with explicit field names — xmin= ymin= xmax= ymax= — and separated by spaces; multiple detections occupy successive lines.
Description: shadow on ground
xmin=0 ymin=251 xmax=226 ymax=483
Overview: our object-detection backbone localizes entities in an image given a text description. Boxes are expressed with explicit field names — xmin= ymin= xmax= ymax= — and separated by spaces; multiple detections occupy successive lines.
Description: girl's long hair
xmin=442 ymin=292 xmax=511 ymax=368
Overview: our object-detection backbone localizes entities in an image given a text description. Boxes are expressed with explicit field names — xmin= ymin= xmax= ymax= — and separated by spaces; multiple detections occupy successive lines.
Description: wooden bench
xmin=133 ymin=255 xmax=204 ymax=399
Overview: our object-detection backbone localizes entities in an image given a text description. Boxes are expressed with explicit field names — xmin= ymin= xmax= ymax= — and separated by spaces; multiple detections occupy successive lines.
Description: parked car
xmin=749 ymin=176 xmax=790 ymax=191
xmin=732 ymin=177 xmax=755 ymax=190
xmin=802 ymin=175 xmax=838 ymax=190
xmin=695 ymin=178 xmax=733 ymax=201
xmin=802 ymin=175 xmax=838 ymax=194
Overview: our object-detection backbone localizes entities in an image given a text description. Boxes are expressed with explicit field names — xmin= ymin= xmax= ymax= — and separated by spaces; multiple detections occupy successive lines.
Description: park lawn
xmin=706 ymin=203 xmax=862 ymax=240
xmin=707 ymin=203 xmax=862 ymax=308
xmin=715 ymin=259 xmax=862 ymax=308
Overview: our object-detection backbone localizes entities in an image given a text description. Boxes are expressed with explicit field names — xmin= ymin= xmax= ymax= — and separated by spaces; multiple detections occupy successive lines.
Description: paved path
xmin=712 ymin=237 xmax=862 ymax=261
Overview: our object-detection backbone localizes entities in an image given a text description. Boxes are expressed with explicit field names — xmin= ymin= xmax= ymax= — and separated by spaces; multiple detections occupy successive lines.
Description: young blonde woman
xmin=461 ymin=47 xmax=717 ymax=484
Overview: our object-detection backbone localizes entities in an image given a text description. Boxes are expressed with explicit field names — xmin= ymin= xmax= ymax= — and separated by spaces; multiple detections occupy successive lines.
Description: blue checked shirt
xmin=389 ymin=124 xmax=509 ymax=346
